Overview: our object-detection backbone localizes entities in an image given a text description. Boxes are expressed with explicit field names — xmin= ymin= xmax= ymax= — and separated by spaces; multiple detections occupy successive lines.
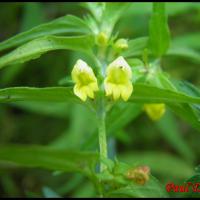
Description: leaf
xmin=167 ymin=45 xmax=200 ymax=63
xmin=122 ymin=37 xmax=148 ymax=58
xmin=168 ymin=80 xmax=200 ymax=131
xmin=119 ymin=151 xmax=194 ymax=179
xmin=130 ymin=83 xmax=200 ymax=104
xmin=173 ymin=32 xmax=200 ymax=50
xmin=0 ymin=4 xmax=44 ymax=86
xmin=0 ymin=15 xmax=91 ymax=51
xmin=123 ymin=37 xmax=200 ymax=64
xmin=0 ymin=35 xmax=95 ymax=69
xmin=156 ymin=110 xmax=195 ymax=162
xmin=82 ymin=2 xmax=105 ymax=21
xmin=148 ymin=3 xmax=170 ymax=57
xmin=0 ymin=84 xmax=200 ymax=106
xmin=148 ymin=72 xmax=178 ymax=91
xmin=0 ymin=86 xmax=78 ymax=103
xmin=134 ymin=70 xmax=178 ymax=92
xmin=172 ymin=79 xmax=200 ymax=97
xmin=106 ymin=176 xmax=168 ymax=198
xmin=168 ymin=103 xmax=200 ymax=131
xmin=0 ymin=145 xmax=98 ymax=174
xmin=101 ymin=3 xmax=130 ymax=36
xmin=131 ymin=82 xmax=200 ymax=130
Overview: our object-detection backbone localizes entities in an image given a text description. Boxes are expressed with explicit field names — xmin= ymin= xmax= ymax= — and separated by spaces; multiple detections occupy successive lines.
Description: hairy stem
xmin=97 ymin=98 xmax=108 ymax=172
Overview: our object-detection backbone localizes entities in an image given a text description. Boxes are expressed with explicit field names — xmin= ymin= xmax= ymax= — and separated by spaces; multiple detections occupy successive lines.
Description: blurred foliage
xmin=0 ymin=2 xmax=200 ymax=197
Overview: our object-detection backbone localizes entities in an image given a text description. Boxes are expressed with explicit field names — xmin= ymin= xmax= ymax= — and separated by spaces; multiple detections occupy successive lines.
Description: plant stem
xmin=97 ymin=98 xmax=108 ymax=172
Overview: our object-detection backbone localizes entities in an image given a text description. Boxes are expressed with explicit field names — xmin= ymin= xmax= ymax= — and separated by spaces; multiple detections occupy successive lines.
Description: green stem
xmin=97 ymin=99 xmax=108 ymax=172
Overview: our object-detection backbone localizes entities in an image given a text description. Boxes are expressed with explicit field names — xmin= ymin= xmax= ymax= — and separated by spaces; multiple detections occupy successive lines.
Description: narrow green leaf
xmin=0 ymin=15 xmax=91 ymax=51
xmin=82 ymin=2 xmax=105 ymax=21
xmin=148 ymin=3 xmax=170 ymax=57
xmin=0 ymin=145 xmax=98 ymax=173
xmin=168 ymin=103 xmax=200 ymax=131
xmin=168 ymin=80 xmax=200 ymax=131
xmin=0 ymin=3 xmax=44 ymax=86
xmin=173 ymin=32 xmax=200 ymax=50
xmin=0 ymin=35 xmax=94 ymax=69
xmin=172 ymin=80 xmax=200 ymax=97
xmin=167 ymin=45 xmax=200 ymax=63
xmin=0 ymin=84 xmax=200 ymax=105
xmin=0 ymin=86 xmax=78 ymax=103
xmin=124 ymin=36 xmax=200 ymax=64
xmin=130 ymin=83 xmax=200 ymax=104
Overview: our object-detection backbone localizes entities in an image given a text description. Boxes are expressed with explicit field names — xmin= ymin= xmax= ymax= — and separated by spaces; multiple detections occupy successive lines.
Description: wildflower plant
xmin=0 ymin=2 xmax=200 ymax=198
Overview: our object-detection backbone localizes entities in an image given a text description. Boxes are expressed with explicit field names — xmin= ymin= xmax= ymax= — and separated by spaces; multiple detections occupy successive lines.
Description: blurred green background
xmin=0 ymin=2 xmax=200 ymax=197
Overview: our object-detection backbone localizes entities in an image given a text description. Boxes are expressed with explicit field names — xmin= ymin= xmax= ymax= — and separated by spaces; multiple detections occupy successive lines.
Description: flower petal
xmin=74 ymin=85 xmax=87 ymax=102
xmin=106 ymin=56 xmax=132 ymax=79
xmin=121 ymin=82 xmax=133 ymax=101
xmin=85 ymin=86 xmax=94 ymax=99
xmin=104 ymin=81 xmax=113 ymax=96
xmin=90 ymin=82 xmax=99 ymax=92
xmin=112 ymin=85 xmax=120 ymax=100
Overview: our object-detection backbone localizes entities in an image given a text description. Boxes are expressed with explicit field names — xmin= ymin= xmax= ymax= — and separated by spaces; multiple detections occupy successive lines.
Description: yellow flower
xmin=104 ymin=56 xmax=133 ymax=101
xmin=143 ymin=103 xmax=166 ymax=121
xmin=71 ymin=59 xmax=99 ymax=101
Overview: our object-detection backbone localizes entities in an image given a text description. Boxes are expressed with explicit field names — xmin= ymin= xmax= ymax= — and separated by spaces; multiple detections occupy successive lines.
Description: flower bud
xmin=113 ymin=38 xmax=128 ymax=51
xmin=96 ymin=31 xmax=108 ymax=47
xmin=143 ymin=103 xmax=166 ymax=121
xmin=126 ymin=166 xmax=150 ymax=185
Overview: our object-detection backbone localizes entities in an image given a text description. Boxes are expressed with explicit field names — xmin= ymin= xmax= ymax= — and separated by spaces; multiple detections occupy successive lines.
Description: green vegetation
xmin=0 ymin=2 xmax=199 ymax=197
